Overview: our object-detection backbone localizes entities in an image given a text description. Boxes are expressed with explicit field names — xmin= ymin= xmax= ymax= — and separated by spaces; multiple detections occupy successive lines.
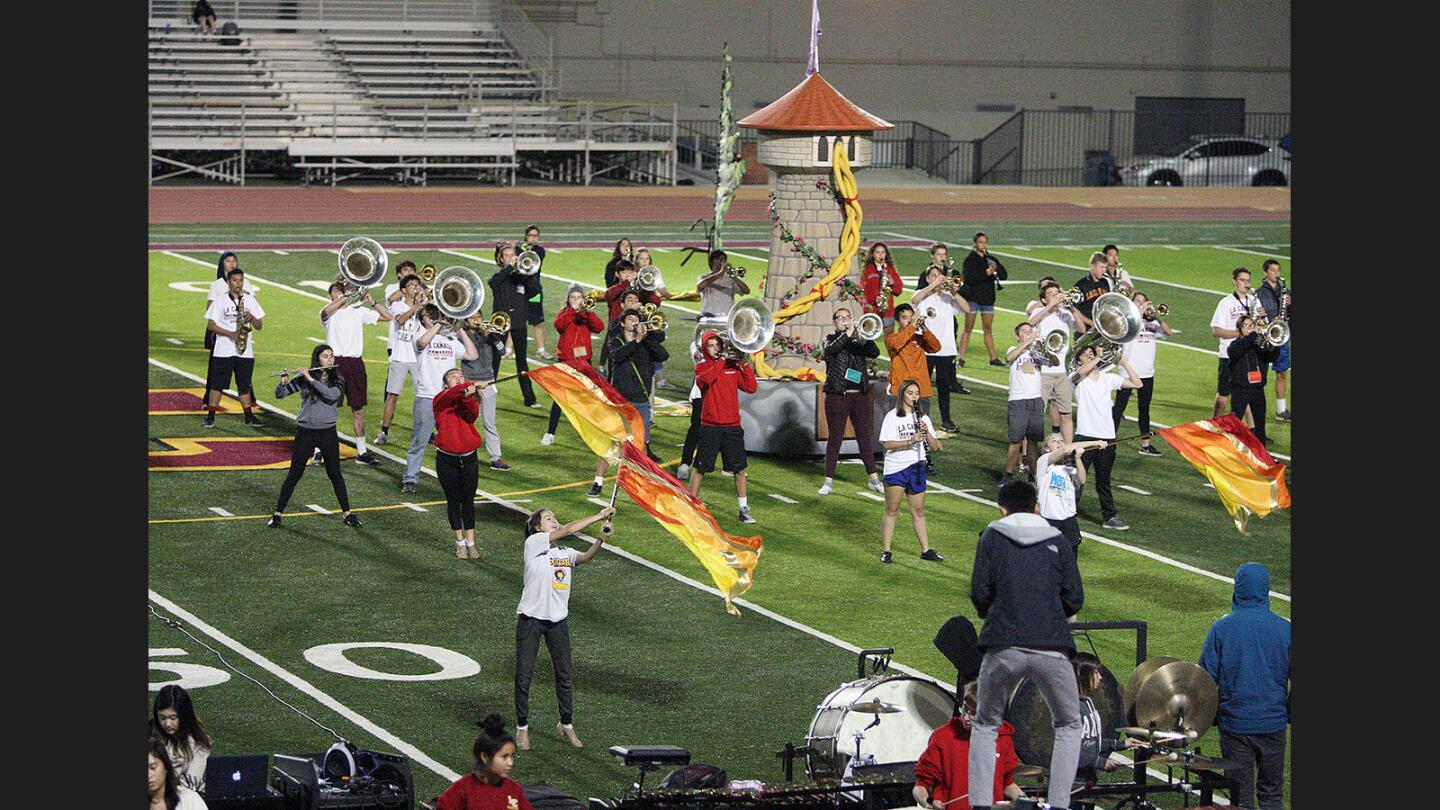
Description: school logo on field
xmin=149 ymin=388 xmax=243 ymax=415
xmin=149 ymin=437 xmax=357 ymax=471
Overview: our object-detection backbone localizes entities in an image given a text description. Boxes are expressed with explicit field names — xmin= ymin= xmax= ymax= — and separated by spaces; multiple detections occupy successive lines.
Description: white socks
xmin=594 ymin=476 xmax=604 ymax=486
xmin=738 ymin=496 xmax=748 ymax=508
xmin=1278 ymin=398 xmax=1287 ymax=411
xmin=356 ymin=437 xmax=367 ymax=455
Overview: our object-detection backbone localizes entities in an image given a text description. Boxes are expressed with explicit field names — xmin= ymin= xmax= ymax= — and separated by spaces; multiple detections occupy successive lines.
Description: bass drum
xmin=804 ymin=675 xmax=954 ymax=780
xmin=1005 ymin=664 xmax=1123 ymax=767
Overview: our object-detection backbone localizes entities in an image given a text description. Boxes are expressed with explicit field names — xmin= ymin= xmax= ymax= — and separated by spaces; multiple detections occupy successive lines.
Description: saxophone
xmin=234 ymin=294 xmax=252 ymax=353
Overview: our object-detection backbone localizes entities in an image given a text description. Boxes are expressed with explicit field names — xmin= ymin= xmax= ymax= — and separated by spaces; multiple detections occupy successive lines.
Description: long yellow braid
xmin=751 ymin=143 xmax=863 ymax=381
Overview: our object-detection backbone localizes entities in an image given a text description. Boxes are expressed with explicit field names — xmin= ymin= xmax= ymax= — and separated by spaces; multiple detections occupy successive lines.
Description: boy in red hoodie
xmin=913 ymin=681 xmax=1024 ymax=810
xmin=687 ymin=330 xmax=758 ymax=524
xmin=542 ymin=285 xmax=606 ymax=446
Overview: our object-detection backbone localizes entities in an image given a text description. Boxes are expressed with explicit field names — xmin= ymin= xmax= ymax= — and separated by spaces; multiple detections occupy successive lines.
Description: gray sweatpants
xmin=477 ymin=383 xmax=502 ymax=461
xmin=403 ymin=395 xmax=435 ymax=485
xmin=969 ymin=647 xmax=1082 ymax=808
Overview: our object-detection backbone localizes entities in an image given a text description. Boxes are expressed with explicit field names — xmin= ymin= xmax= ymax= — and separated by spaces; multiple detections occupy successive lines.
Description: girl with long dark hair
xmin=877 ymin=379 xmax=944 ymax=564
xmin=604 ymin=237 xmax=635 ymax=288
xmin=861 ymin=242 xmax=903 ymax=328
xmin=149 ymin=735 xmax=207 ymax=809
xmin=150 ymin=685 xmax=212 ymax=793
xmin=267 ymin=344 xmax=361 ymax=528
xmin=434 ymin=368 xmax=488 ymax=559
xmin=435 ymin=714 xmax=534 ymax=810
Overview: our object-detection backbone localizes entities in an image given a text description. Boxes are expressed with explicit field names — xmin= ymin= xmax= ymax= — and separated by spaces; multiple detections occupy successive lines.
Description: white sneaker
xmin=817 ymin=480 xmax=833 ymax=495
xmin=866 ymin=478 xmax=885 ymax=494
xmin=540 ymin=433 xmax=555 ymax=446
xmin=676 ymin=463 xmax=691 ymax=480
xmin=373 ymin=430 xmax=388 ymax=446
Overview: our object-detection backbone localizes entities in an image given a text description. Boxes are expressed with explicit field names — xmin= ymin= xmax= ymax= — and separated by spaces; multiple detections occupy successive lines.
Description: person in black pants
xmin=1069 ymin=345 xmax=1142 ymax=532
xmin=488 ymin=242 xmax=540 ymax=408
xmin=268 ymin=344 xmax=361 ymax=528
xmin=434 ymin=368 xmax=489 ymax=558
xmin=1226 ymin=315 xmax=1280 ymax=444
xmin=1111 ymin=291 xmax=1176 ymax=456
xmin=677 ymin=337 xmax=706 ymax=481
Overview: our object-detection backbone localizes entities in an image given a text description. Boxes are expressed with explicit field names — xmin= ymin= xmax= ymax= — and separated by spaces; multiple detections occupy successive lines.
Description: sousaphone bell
xmin=336 ymin=237 xmax=389 ymax=305
xmin=1065 ymin=291 xmax=1143 ymax=373
xmin=722 ymin=298 xmax=775 ymax=359
xmin=432 ymin=265 xmax=486 ymax=334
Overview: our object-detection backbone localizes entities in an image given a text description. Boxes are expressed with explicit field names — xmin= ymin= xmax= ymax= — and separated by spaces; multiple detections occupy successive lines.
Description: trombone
xmin=855 ymin=312 xmax=885 ymax=341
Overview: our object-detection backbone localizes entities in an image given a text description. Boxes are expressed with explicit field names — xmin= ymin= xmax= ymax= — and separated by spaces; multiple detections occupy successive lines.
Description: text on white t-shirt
xmin=516 ymin=532 xmax=580 ymax=621
xmin=879 ymin=410 xmax=935 ymax=476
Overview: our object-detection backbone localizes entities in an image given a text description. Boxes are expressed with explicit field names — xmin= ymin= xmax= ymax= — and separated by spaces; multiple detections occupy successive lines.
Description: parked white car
xmin=1119 ymin=136 xmax=1290 ymax=187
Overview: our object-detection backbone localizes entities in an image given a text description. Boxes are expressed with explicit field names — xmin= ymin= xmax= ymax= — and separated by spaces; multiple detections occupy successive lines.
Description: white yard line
xmin=273 ymin=250 xmax=289 ymax=255
xmin=167 ymin=338 xmax=184 ymax=345
xmin=1212 ymin=245 xmax=1292 ymax=261
xmin=855 ymin=491 xmax=886 ymax=502
xmin=148 ymin=590 xmax=462 ymax=782
xmin=768 ymin=493 xmax=799 ymax=504
xmin=401 ymin=502 xmax=428 ymax=512
xmin=305 ymin=504 xmax=332 ymax=514
xmin=208 ymin=507 xmax=234 ymax=517
xmin=1118 ymin=484 xmax=1153 ymax=496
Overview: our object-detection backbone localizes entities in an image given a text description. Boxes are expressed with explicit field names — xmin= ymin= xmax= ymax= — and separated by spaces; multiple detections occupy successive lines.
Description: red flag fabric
xmin=1155 ymin=414 xmax=1291 ymax=533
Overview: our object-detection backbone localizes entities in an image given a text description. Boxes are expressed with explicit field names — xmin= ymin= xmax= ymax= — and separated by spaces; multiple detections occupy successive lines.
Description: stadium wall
xmin=532 ymin=0 xmax=1290 ymax=140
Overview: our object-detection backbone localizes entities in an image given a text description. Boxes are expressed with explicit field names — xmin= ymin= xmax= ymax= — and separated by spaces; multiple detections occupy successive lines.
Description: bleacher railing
xmin=490 ymin=0 xmax=555 ymax=98
xmin=149 ymin=0 xmax=495 ymax=23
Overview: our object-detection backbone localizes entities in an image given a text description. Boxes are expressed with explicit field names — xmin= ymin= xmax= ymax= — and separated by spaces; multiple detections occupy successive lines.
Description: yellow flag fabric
xmin=528 ymin=363 xmax=646 ymax=464
xmin=616 ymin=440 xmax=762 ymax=615
xmin=1156 ymin=414 xmax=1292 ymax=533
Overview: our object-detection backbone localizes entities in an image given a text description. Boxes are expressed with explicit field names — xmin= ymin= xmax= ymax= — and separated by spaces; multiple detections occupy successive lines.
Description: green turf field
xmin=148 ymin=220 xmax=1292 ymax=807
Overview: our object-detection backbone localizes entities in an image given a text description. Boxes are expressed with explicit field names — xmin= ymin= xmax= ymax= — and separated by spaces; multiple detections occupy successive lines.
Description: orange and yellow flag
xmin=528 ymin=363 xmax=646 ymax=463
xmin=616 ymin=440 xmax=763 ymax=615
xmin=1156 ymin=414 xmax=1291 ymax=533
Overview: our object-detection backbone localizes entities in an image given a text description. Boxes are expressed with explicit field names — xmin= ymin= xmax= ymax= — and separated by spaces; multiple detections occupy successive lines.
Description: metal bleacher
xmin=148 ymin=0 xmax=678 ymax=185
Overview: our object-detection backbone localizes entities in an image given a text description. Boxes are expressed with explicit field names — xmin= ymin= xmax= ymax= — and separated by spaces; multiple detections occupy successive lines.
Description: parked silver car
xmin=1119 ymin=135 xmax=1290 ymax=187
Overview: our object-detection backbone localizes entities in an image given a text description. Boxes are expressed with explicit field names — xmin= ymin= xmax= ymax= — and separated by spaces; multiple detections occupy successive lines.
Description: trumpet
xmin=645 ymin=312 xmax=669 ymax=332
xmin=516 ymin=249 xmax=542 ymax=276
xmin=579 ymin=290 xmax=605 ymax=310
xmin=1062 ymin=286 xmax=1085 ymax=306
xmin=463 ymin=312 xmax=511 ymax=335
xmin=418 ymin=263 xmax=437 ymax=286
xmin=722 ymin=263 xmax=747 ymax=278
xmin=635 ymin=266 xmax=663 ymax=292
xmin=1255 ymin=315 xmax=1290 ymax=348
xmin=1142 ymin=302 xmax=1169 ymax=319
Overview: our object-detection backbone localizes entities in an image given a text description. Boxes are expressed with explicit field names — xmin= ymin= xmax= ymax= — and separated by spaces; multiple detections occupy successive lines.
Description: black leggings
xmin=1112 ymin=375 xmax=1155 ymax=435
xmin=275 ymin=426 xmax=350 ymax=513
xmin=1075 ymin=432 xmax=1117 ymax=521
xmin=436 ymin=450 xmax=479 ymax=530
xmin=1230 ymin=385 xmax=1268 ymax=443
xmin=926 ymin=355 xmax=957 ymax=424
xmin=681 ymin=396 xmax=703 ymax=466
xmin=547 ymin=402 xmax=564 ymax=435
xmin=508 ymin=324 xmax=537 ymax=405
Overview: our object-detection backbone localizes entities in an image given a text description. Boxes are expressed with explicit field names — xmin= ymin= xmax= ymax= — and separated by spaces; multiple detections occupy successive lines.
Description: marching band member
xmin=521 ymin=225 xmax=551 ymax=360
xmin=1025 ymin=276 xmax=1056 ymax=317
xmin=817 ymin=307 xmax=884 ymax=496
xmin=604 ymin=237 xmax=635 ymax=288
xmin=1210 ymin=267 xmax=1260 ymax=419
xmin=603 ymin=261 xmax=663 ymax=322
xmin=435 ymin=714 xmax=535 ymax=810
xmin=1113 ymin=291 xmax=1176 ymax=456
xmin=203 ymin=267 xmax=265 ymax=427
xmin=433 ymin=368 xmax=488 ymax=558
xmin=375 ymin=262 xmax=421 ymax=445
xmin=402 ymin=305 xmax=479 ymax=494
xmin=913 ymin=681 xmax=1023 ymax=810
xmin=675 ymin=338 xmax=706 ymax=482
xmin=1102 ymin=244 xmax=1135 ymax=292
xmin=958 ymin=234 xmax=1007 ymax=367
xmin=696 ymin=249 xmax=750 ymax=322
xmin=461 ymin=311 xmax=513 ymax=472
xmin=542 ymin=285 xmax=605 ymax=447
xmin=1035 ymin=433 xmax=1108 ymax=551
xmin=1000 ymin=322 xmax=1045 ymax=488
xmin=606 ymin=307 xmax=669 ymax=460
xmin=860 ymin=242 xmax=903 ymax=329
xmin=1029 ymin=283 xmax=1079 ymax=442
xmin=913 ymin=262 xmax=974 ymax=433
xmin=1256 ymin=259 xmax=1292 ymax=422
xmin=488 ymin=242 xmax=541 ymax=408
xmin=203 ymin=251 xmax=253 ymax=407
xmin=266 ymin=344 xmax=361 ymax=528
xmin=514 ymin=504 xmax=616 ymax=751
xmin=878 ymin=379 xmax=944 ymax=563
xmin=320 ymin=282 xmax=392 ymax=466
xmin=687 ymin=330 xmax=758 ymax=524
xmin=633 ymin=248 xmax=677 ymax=391
xmin=1069 ymin=345 xmax=1142 ymax=531
xmin=1070 ymin=253 xmax=1113 ymax=334
xmin=1226 ymin=314 xmax=1280 ymax=445
xmin=884 ymin=303 xmax=941 ymax=418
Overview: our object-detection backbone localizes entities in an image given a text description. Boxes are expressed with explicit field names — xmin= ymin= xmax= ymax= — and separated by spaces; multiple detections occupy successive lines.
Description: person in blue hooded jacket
xmin=1199 ymin=562 xmax=1290 ymax=810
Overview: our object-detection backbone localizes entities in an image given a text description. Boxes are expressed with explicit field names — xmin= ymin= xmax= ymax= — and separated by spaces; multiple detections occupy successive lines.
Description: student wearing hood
xmin=1199 ymin=563 xmax=1290 ymax=810
xmin=913 ymin=680 xmax=1024 ymax=810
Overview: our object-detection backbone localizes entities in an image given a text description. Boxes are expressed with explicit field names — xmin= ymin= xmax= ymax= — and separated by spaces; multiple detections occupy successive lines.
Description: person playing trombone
xmin=818 ymin=307 xmax=884 ymax=496
xmin=267 ymin=344 xmax=362 ymax=529
xmin=461 ymin=310 xmax=514 ymax=472
xmin=488 ymin=242 xmax=541 ymax=408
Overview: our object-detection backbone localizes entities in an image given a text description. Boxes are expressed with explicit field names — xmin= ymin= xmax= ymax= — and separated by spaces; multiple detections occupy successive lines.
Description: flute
xmin=269 ymin=366 xmax=331 ymax=377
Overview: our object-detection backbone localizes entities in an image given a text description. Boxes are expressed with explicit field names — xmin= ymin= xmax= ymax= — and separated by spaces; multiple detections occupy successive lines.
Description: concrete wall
xmin=532 ymin=0 xmax=1290 ymax=140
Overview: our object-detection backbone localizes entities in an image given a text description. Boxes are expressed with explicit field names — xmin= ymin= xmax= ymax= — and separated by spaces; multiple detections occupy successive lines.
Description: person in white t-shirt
xmin=203 ymin=267 xmax=266 ymax=428
xmin=203 ymin=251 xmax=255 ymax=405
xmin=402 ymin=305 xmax=479 ymax=493
xmin=878 ymin=379 xmax=945 ymax=564
xmin=1028 ymin=282 xmax=1079 ymax=442
xmin=1113 ymin=291 xmax=1177 ymax=457
xmin=513 ymin=504 xmax=615 ymax=752
xmin=321 ymin=282 xmax=392 ymax=466
xmin=912 ymin=263 xmax=974 ymax=433
xmin=1000 ymin=322 xmax=1046 ymax=487
xmin=1102 ymin=244 xmax=1136 ymax=294
xmin=1068 ymin=344 xmax=1142 ymax=531
xmin=1035 ymin=432 xmax=1109 ymax=551
xmin=1210 ymin=267 xmax=1259 ymax=419
xmin=376 ymin=273 xmax=427 ymax=446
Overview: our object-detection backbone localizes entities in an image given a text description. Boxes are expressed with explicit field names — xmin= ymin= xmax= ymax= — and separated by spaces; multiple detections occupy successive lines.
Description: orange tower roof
xmin=738 ymin=72 xmax=894 ymax=132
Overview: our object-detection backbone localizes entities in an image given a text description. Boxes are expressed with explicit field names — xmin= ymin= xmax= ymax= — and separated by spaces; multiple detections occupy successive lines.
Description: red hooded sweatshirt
xmin=693 ymin=330 xmax=757 ymax=427
xmin=554 ymin=306 xmax=604 ymax=363
xmin=862 ymin=260 xmax=904 ymax=317
xmin=912 ymin=718 xmax=1018 ymax=810
xmin=432 ymin=382 xmax=482 ymax=455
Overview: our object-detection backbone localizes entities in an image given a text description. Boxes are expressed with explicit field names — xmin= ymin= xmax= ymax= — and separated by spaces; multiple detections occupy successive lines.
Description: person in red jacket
xmin=861 ymin=242 xmax=904 ymax=328
xmin=913 ymin=681 xmax=1024 ymax=810
xmin=687 ymin=330 xmax=758 ymax=524
xmin=542 ymin=285 xmax=606 ymax=446
xmin=603 ymin=262 xmax=663 ymax=322
xmin=434 ymin=368 xmax=488 ymax=559
xmin=436 ymin=713 xmax=535 ymax=810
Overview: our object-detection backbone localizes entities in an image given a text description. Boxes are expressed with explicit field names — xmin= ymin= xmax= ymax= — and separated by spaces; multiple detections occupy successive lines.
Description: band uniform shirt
xmin=390 ymin=302 xmax=424 ymax=364
xmin=699 ymin=272 xmax=738 ymax=319
xmin=879 ymin=410 xmax=935 ymax=476
xmin=1074 ymin=371 xmax=1125 ymax=439
xmin=415 ymin=333 xmax=464 ymax=399
xmin=1007 ymin=351 xmax=1042 ymax=401
xmin=517 ymin=531 xmax=580 ymax=622
xmin=322 ymin=304 xmax=381 ymax=358
xmin=205 ymin=291 xmax=266 ymax=359
xmin=921 ymin=291 xmax=961 ymax=357
xmin=1121 ymin=319 xmax=1168 ymax=379
xmin=1035 ymin=452 xmax=1080 ymax=521
xmin=208 ymin=276 xmax=256 ymax=301
xmin=1035 ymin=308 xmax=1077 ymax=377
xmin=1210 ymin=292 xmax=1258 ymax=357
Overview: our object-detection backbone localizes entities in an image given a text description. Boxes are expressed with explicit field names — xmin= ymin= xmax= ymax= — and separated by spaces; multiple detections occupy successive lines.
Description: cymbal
xmin=1134 ymin=662 xmax=1218 ymax=738
xmin=848 ymin=699 xmax=903 ymax=714
xmin=1123 ymin=656 xmax=1180 ymax=724
xmin=1013 ymin=764 xmax=1048 ymax=778
xmin=1117 ymin=726 xmax=1195 ymax=744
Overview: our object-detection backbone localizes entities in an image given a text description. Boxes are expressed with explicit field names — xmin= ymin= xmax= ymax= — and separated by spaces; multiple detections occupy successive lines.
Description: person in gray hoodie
xmin=967 ymin=479 xmax=1084 ymax=810
xmin=267 ymin=344 xmax=361 ymax=529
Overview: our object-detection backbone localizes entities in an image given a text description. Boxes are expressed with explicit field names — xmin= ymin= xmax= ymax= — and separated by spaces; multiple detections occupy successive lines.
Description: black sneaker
xmin=956 ymin=383 xmax=972 ymax=395
xmin=920 ymin=548 xmax=945 ymax=562
xmin=202 ymin=415 xmax=215 ymax=428
xmin=738 ymin=506 xmax=757 ymax=524
xmin=989 ymin=358 xmax=1005 ymax=367
xmin=267 ymin=514 xmax=282 ymax=528
xmin=1275 ymin=410 xmax=1292 ymax=422
xmin=355 ymin=451 xmax=381 ymax=467
xmin=244 ymin=412 xmax=262 ymax=426
xmin=1138 ymin=444 xmax=1163 ymax=457
xmin=956 ymin=358 xmax=966 ymax=368
xmin=490 ymin=459 xmax=512 ymax=471
xmin=646 ymin=447 xmax=663 ymax=463
xmin=998 ymin=474 xmax=1017 ymax=488
xmin=941 ymin=421 xmax=959 ymax=433
xmin=400 ymin=481 xmax=416 ymax=494
xmin=586 ymin=482 xmax=603 ymax=497
xmin=343 ymin=513 xmax=362 ymax=528
xmin=880 ymin=551 xmax=893 ymax=564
